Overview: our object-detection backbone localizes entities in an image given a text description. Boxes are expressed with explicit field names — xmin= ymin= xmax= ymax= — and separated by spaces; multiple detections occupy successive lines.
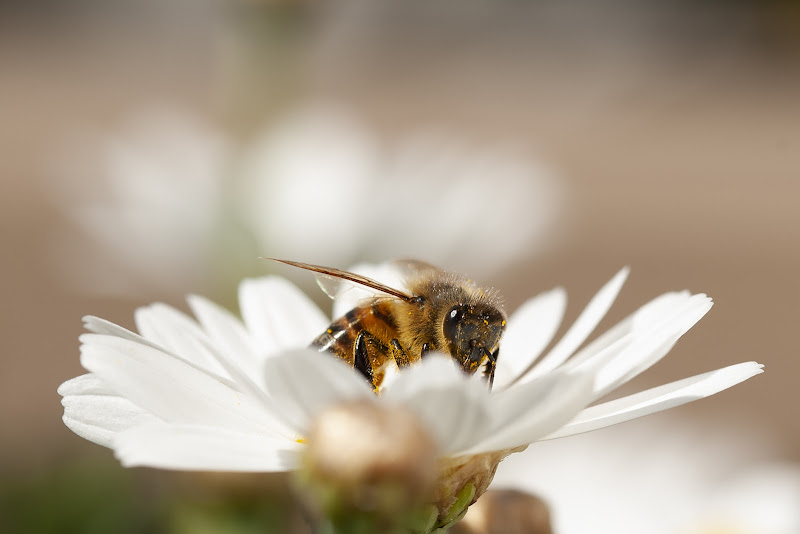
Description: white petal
xmin=382 ymin=355 xmax=491 ymax=454
xmin=178 ymin=331 xmax=299 ymax=440
xmin=382 ymin=353 xmax=467 ymax=400
xmin=238 ymin=276 xmax=329 ymax=356
xmin=84 ymin=316 xmax=160 ymax=349
xmin=262 ymin=349 xmax=374 ymax=433
xmin=582 ymin=293 xmax=713 ymax=400
xmin=561 ymin=291 xmax=690 ymax=369
xmin=521 ymin=267 xmax=629 ymax=382
xmin=58 ymin=372 xmax=115 ymax=397
xmin=555 ymin=295 xmax=694 ymax=397
xmin=493 ymin=287 xmax=567 ymax=389
xmin=84 ymin=316 xmax=232 ymax=381
xmin=114 ymin=423 xmax=300 ymax=472
xmin=186 ymin=295 xmax=264 ymax=381
xmin=62 ymin=394 xmax=160 ymax=448
xmin=88 ymin=314 xmax=288 ymax=437
xmin=79 ymin=334 xmax=282 ymax=435
xmin=83 ymin=323 xmax=237 ymax=389
xmin=463 ymin=368 xmax=596 ymax=454
xmin=59 ymin=374 xmax=160 ymax=448
xmin=545 ymin=362 xmax=764 ymax=439
xmin=133 ymin=303 xmax=227 ymax=376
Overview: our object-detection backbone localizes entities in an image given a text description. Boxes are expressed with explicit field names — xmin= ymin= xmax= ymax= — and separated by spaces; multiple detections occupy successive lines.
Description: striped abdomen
xmin=311 ymin=300 xmax=406 ymax=388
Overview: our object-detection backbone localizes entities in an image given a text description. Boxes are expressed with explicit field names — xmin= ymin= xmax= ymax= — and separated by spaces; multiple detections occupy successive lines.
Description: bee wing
xmin=313 ymin=272 xmax=351 ymax=300
xmin=313 ymin=270 xmax=387 ymax=302
xmin=390 ymin=258 xmax=442 ymax=276
xmin=264 ymin=259 xmax=416 ymax=302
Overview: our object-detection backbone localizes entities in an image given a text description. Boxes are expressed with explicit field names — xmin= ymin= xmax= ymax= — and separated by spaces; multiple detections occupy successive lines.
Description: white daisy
xmin=59 ymin=266 xmax=762 ymax=527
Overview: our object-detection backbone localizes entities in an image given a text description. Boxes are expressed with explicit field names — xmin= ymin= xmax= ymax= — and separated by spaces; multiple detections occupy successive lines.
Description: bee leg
xmin=484 ymin=348 xmax=499 ymax=389
xmin=420 ymin=343 xmax=431 ymax=358
xmin=390 ymin=339 xmax=411 ymax=368
xmin=354 ymin=331 xmax=374 ymax=382
xmin=355 ymin=331 xmax=397 ymax=389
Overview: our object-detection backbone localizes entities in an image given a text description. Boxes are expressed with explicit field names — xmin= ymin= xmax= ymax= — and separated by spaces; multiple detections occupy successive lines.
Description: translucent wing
xmin=313 ymin=271 xmax=351 ymax=300
xmin=313 ymin=269 xmax=388 ymax=302
xmin=390 ymin=258 xmax=441 ymax=277
xmin=264 ymin=259 xmax=416 ymax=302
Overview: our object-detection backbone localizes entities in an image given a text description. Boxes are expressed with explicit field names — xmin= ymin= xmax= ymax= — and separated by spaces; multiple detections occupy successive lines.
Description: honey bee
xmin=269 ymin=259 xmax=507 ymax=390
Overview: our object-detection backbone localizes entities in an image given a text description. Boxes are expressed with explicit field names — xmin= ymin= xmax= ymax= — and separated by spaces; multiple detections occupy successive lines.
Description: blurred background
xmin=1 ymin=0 xmax=799 ymax=532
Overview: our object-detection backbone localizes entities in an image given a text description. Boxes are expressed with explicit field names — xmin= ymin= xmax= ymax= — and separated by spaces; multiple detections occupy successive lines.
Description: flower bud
xmin=295 ymin=401 xmax=438 ymax=531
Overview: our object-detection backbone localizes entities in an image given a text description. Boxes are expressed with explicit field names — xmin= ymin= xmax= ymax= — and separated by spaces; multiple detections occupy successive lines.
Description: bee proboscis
xmin=268 ymin=259 xmax=507 ymax=390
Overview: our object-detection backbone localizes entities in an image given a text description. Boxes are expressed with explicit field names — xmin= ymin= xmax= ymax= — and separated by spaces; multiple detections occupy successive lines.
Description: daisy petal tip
xmin=239 ymin=276 xmax=267 ymax=290
xmin=77 ymin=332 xmax=105 ymax=347
xmin=82 ymin=316 xmax=113 ymax=334
xmin=113 ymin=450 xmax=138 ymax=469
xmin=606 ymin=266 xmax=630 ymax=288
xmin=132 ymin=305 xmax=152 ymax=326
xmin=238 ymin=275 xmax=304 ymax=300
xmin=728 ymin=360 xmax=764 ymax=375
xmin=57 ymin=379 xmax=77 ymax=398
xmin=543 ymin=285 xmax=567 ymax=299
xmin=546 ymin=286 xmax=568 ymax=307
xmin=606 ymin=266 xmax=631 ymax=293
xmin=183 ymin=296 xmax=207 ymax=322
xmin=56 ymin=377 xmax=75 ymax=397
xmin=184 ymin=294 xmax=207 ymax=311
xmin=540 ymin=286 xmax=568 ymax=309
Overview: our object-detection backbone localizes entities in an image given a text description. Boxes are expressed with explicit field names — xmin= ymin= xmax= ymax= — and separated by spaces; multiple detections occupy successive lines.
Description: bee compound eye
xmin=442 ymin=305 xmax=465 ymax=343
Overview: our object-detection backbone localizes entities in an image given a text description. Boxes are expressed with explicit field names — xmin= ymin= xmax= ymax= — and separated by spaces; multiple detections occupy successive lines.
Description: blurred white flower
xmin=59 ymin=264 xmax=761 ymax=526
xmin=50 ymin=103 xmax=561 ymax=297
xmin=491 ymin=418 xmax=798 ymax=534
xmin=691 ymin=462 xmax=800 ymax=534
xmin=239 ymin=104 xmax=562 ymax=275
xmin=50 ymin=108 xmax=232 ymax=295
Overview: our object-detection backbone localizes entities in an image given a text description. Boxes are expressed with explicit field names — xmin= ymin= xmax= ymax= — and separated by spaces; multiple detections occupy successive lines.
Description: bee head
xmin=441 ymin=303 xmax=506 ymax=375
